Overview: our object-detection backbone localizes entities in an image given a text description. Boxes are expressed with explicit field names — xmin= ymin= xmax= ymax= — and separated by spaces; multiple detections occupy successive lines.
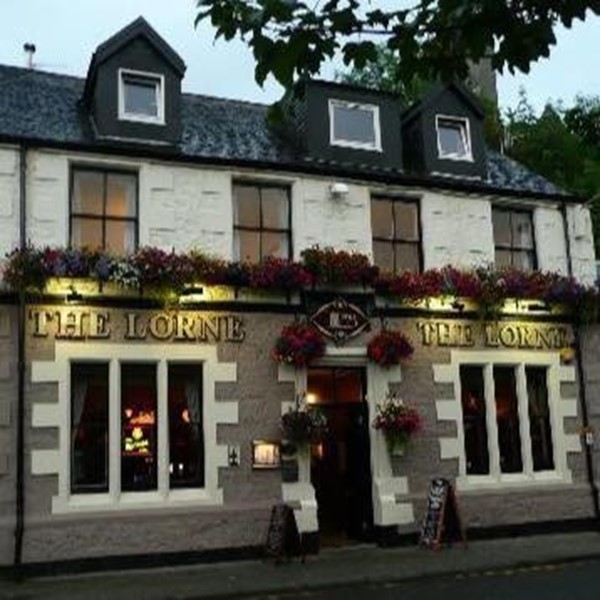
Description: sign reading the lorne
xmin=416 ymin=320 xmax=569 ymax=350
xmin=28 ymin=308 xmax=245 ymax=343
xmin=310 ymin=298 xmax=369 ymax=343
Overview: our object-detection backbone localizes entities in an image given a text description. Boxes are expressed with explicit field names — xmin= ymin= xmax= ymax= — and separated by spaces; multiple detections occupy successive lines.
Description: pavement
xmin=2 ymin=531 xmax=600 ymax=600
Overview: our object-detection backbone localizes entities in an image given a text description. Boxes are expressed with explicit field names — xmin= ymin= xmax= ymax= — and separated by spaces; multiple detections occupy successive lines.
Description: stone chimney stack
xmin=467 ymin=58 xmax=498 ymax=105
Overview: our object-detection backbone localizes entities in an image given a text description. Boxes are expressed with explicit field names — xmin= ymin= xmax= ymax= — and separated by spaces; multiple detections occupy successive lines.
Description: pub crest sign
xmin=310 ymin=298 xmax=370 ymax=344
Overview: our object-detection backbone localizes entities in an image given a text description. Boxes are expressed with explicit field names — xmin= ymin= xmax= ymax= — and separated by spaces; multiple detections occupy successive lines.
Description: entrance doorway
xmin=307 ymin=367 xmax=374 ymax=546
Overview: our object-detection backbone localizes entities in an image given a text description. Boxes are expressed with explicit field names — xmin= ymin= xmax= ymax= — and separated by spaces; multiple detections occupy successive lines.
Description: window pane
xmin=121 ymin=364 xmax=157 ymax=492
xmin=438 ymin=119 xmax=468 ymax=157
xmin=106 ymin=174 xmax=137 ymax=217
xmin=395 ymin=243 xmax=421 ymax=273
xmin=169 ymin=364 xmax=204 ymax=489
xmin=371 ymin=200 xmax=393 ymax=239
xmin=234 ymin=185 xmax=260 ymax=227
xmin=123 ymin=76 xmax=159 ymax=117
xmin=492 ymin=209 xmax=511 ymax=247
xmin=71 ymin=218 xmax=103 ymax=250
xmin=513 ymin=250 xmax=536 ymax=271
xmin=105 ymin=221 xmax=136 ymax=255
xmin=72 ymin=171 xmax=103 ymax=215
xmin=494 ymin=366 xmax=523 ymax=474
xmin=261 ymin=187 xmax=289 ymax=229
xmin=71 ymin=363 xmax=109 ymax=493
xmin=394 ymin=202 xmax=419 ymax=242
xmin=460 ymin=366 xmax=489 ymax=475
xmin=512 ymin=212 xmax=534 ymax=249
xmin=236 ymin=230 xmax=260 ymax=262
xmin=526 ymin=367 xmax=554 ymax=471
xmin=333 ymin=103 xmax=376 ymax=145
xmin=495 ymin=249 xmax=513 ymax=269
xmin=261 ymin=232 xmax=289 ymax=259
xmin=372 ymin=240 xmax=394 ymax=273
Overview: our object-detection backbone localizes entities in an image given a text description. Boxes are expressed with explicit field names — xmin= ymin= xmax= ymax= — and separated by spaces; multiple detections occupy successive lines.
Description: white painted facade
xmin=0 ymin=145 xmax=595 ymax=284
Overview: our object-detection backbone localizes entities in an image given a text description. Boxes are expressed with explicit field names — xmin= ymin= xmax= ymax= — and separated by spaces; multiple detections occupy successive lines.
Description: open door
xmin=308 ymin=367 xmax=374 ymax=546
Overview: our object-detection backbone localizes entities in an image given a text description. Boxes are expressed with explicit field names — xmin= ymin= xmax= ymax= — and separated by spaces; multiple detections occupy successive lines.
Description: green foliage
xmin=196 ymin=0 xmax=599 ymax=93
xmin=336 ymin=44 xmax=430 ymax=106
xmin=505 ymin=91 xmax=600 ymax=255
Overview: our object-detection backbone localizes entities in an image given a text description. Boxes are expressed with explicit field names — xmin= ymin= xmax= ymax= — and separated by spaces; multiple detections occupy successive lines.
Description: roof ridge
xmin=0 ymin=62 xmax=270 ymax=108
xmin=181 ymin=90 xmax=269 ymax=109
xmin=0 ymin=63 xmax=84 ymax=82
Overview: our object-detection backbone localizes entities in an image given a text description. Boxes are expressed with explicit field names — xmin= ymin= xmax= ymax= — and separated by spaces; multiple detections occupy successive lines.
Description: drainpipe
xmin=561 ymin=201 xmax=600 ymax=523
xmin=13 ymin=144 xmax=27 ymax=570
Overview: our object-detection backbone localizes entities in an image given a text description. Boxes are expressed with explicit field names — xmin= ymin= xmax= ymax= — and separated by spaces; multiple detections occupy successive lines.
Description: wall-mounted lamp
xmin=450 ymin=300 xmax=465 ymax=312
xmin=329 ymin=182 xmax=349 ymax=200
xmin=227 ymin=445 xmax=240 ymax=467
xmin=179 ymin=285 xmax=205 ymax=303
xmin=252 ymin=440 xmax=280 ymax=469
xmin=527 ymin=302 xmax=551 ymax=313
xmin=66 ymin=286 xmax=83 ymax=303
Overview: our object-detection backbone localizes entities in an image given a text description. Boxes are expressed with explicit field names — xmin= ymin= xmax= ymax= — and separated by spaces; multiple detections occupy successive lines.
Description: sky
xmin=0 ymin=0 xmax=598 ymax=114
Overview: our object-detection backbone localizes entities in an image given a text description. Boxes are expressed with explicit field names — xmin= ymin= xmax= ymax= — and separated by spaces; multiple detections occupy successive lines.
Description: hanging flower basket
xmin=372 ymin=394 xmax=422 ymax=456
xmin=272 ymin=323 xmax=326 ymax=366
xmin=367 ymin=330 xmax=414 ymax=367
xmin=280 ymin=395 xmax=327 ymax=447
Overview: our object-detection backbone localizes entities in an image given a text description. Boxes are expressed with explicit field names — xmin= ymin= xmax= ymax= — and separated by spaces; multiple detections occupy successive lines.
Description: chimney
xmin=23 ymin=43 xmax=36 ymax=69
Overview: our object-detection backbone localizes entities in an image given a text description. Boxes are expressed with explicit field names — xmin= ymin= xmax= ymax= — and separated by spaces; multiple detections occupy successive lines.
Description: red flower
xmin=367 ymin=330 xmax=414 ymax=367
xmin=273 ymin=323 xmax=326 ymax=366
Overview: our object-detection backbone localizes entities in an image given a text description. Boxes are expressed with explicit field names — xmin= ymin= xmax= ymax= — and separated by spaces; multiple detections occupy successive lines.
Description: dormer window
xmin=436 ymin=115 xmax=472 ymax=161
xmin=118 ymin=68 xmax=165 ymax=124
xmin=329 ymin=99 xmax=381 ymax=151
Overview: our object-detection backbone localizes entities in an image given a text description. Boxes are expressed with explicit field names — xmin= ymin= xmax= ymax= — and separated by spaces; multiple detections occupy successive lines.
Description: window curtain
xmin=72 ymin=379 xmax=88 ymax=435
xmin=184 ymin=381 xmax=201 ymax=444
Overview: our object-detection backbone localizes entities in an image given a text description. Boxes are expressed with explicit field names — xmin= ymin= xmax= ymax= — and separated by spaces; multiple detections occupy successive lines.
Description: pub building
xmin=0 ymin=17 xmax=599 ymax=571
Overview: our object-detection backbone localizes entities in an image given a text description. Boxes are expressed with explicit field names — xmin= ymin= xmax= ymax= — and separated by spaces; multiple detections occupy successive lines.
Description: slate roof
xmin=0 ymin=64 xmax=568 ymax=198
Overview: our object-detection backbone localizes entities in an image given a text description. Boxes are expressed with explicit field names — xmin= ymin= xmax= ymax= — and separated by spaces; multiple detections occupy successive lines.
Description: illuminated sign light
xmin=123 ymin=426 xmax=151 ymax=455
xmin=252 ymin=441 xmax=281 ymax=469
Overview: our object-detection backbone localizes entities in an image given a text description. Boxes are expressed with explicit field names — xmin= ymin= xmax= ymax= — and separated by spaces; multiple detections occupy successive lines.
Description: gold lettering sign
xmin=416 ymin=320 xmax=569 ymax=350
xmin=29 ymin=308 xmax=245 ymax=343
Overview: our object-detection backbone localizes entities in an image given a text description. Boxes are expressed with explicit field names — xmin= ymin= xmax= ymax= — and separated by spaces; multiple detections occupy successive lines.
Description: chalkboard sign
xmin=419 ymin=478 xmax=466 ymax=549
xmin=265 ymin=503 xmax=302 ymax=563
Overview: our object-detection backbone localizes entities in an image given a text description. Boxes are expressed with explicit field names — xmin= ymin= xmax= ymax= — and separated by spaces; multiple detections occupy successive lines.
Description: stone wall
xmin=579 ymin=324 xmax=600 ymax=506
xmin=0 ymin=306 xmax=18 ymax=566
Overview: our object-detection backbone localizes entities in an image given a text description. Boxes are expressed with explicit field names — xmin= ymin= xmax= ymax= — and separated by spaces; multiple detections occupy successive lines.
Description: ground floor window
xmin=70 ymin=361 xmax=204 ymax=495
xmin=71 ymin=363 xmax=109 ymax=493
xmin=459 ymin=363 xmax=554 ymax=479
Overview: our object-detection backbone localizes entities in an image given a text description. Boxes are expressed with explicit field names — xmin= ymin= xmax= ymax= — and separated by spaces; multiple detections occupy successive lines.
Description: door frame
xmin=279 ymin=346 xmax=415 ymax=540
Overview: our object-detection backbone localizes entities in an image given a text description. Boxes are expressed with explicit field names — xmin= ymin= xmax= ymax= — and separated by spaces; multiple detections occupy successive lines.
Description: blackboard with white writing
xmin=265 ymin=503 xmax=301 ymax=563
xmin=419 ymin=478 xmax=465 ymax=549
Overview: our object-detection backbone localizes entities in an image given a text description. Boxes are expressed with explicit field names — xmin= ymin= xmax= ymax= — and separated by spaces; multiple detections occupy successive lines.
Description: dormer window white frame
xmin=329 ymin=99 xmax=382 ymax=152
xmin=118 ymin=68 xmax=165 ymax=125
xmin=436 ymin=114 xmax=473 ymax=161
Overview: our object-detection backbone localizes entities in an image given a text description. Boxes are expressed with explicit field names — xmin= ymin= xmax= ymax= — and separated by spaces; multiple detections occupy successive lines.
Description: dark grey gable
xmin=82 ymin=16 xmax=186 ymax=145
xmin=402 ymin=82 xmax=487 ymax=180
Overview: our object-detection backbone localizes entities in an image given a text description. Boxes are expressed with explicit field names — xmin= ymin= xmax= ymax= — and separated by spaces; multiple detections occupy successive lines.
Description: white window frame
xmin=31 ymin=342 xmax=238 ymax=514
xmin=118 ymin=68 xmax=165 ymax=125
xmin=435 ymin=114 xmax=473 ymax=161
xmin=329 ymin=98 xmax=382 ymax=152
xmin=433 ymin=349 xmax=581 ymax=492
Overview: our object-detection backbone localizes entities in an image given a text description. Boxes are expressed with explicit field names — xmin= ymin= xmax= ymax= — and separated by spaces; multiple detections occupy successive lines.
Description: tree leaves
xmin=506 ymin=92 xmax=600 ymax=253
xmin=195 ymin=0 xmax=599 ymax=93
